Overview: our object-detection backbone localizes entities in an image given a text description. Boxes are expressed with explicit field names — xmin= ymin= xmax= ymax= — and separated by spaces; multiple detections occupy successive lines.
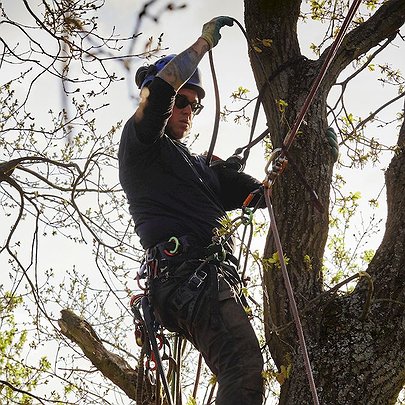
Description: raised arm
xmin=157 ymin=16 xmax=234 ymax=91
xmin=132 ymin=16 xmax=233 ymax=143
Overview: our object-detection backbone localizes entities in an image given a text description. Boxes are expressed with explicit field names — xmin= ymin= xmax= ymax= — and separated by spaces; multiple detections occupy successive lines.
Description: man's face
xmin=166 ymin=88 xmax=199 ymax=140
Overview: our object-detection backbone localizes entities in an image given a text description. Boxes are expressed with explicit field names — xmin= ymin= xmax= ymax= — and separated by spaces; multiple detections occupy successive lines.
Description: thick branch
xmin=322 ymin=0 xmax=405 ymax=91
xmin=58 ymin=309 xmax=147 ymax=401
xmin=363 ymin=99 xmax=405 ymax=301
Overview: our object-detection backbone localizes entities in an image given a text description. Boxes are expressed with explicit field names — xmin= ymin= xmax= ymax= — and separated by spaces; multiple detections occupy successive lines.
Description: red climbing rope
xmin=262 ymin=2 xmax=363 ymax=404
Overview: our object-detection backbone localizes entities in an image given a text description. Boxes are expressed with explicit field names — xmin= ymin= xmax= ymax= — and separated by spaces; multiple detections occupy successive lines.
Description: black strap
xmin=141 ymin=296 xmax=174 ymax=405
xmin=171 ymin=139 xmax=225 ymax=213
xmin=148 ymin=237 xmax=238 ymax=268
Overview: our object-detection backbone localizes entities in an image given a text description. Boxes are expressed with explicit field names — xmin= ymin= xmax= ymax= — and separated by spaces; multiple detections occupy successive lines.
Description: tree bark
xmin=244 ymin=0 xmax=334 ymax=369
xmin=58 ymin=309 xmax=153 ymax=403
xmin=244 ymin=1 xmax=405 ymax=404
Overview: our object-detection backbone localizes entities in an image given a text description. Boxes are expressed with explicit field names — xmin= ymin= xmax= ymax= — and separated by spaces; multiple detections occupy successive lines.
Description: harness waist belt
xmin=146 ymin=235 xmax=238 ymax=267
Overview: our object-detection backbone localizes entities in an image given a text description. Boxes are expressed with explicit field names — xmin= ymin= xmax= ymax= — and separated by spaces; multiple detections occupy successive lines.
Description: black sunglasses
xmin=174 ymin=94 xmax=204 ymax=115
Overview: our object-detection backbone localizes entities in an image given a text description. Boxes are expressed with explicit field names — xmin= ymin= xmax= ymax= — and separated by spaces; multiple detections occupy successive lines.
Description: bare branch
xmin=322 ymin=0 xmax=405 ymax=91
xmin=58 ymin=309 xmax=150 ymax=402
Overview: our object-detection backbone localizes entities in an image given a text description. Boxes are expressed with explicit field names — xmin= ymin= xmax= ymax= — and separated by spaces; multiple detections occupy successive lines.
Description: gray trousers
xmin=150 ymin=260 xmax=264 ymax=405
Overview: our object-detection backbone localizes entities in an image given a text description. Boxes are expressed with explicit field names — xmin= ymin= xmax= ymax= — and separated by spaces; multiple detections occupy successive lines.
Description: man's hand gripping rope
xmin=200 ymin=16 xmax=234 ymax=49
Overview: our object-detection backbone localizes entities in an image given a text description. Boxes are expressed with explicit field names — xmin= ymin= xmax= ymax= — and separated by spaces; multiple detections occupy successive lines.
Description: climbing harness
xmin=130 ymin=234 xmax=242 ymax=404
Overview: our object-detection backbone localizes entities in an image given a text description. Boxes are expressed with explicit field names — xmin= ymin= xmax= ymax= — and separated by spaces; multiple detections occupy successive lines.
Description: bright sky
xmin=2 ymin=0 xmax=404 ymax=307
xmin=109 ymin=0 xmax=404 ymax=182
xmin=113 ymin=0 xmax=260 ymax=168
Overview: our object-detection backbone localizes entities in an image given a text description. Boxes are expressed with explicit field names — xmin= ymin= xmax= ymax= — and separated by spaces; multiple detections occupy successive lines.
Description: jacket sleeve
xmin=134 ymin=77 xmax=176 ymax=144
xmin=211 ymin=162 xmax=266 ymax=211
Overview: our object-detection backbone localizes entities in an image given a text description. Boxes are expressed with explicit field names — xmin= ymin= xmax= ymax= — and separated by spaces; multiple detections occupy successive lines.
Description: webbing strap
xmin=141 ymin=296 xmax=174 ymax=405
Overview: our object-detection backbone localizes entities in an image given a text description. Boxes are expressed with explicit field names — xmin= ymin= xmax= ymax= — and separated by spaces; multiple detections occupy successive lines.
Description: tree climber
xmin=118 ymin=16 xmax=265 ymax=405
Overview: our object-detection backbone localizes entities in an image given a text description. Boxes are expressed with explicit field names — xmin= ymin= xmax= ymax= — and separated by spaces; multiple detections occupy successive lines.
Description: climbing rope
xmin=205 ymin=50 xmax=221 ymax=166
xmin=131 ymin=291 xmax=175 ymax=405
xmin=259 ymin=2 xmax=362 ymax=404
xmin=204 ymin=3 xmax=363 ymax=404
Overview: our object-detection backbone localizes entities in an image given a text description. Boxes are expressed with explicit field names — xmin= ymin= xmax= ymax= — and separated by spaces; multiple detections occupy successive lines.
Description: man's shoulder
xmin=121 ymin=115 xmax=168 ymax=149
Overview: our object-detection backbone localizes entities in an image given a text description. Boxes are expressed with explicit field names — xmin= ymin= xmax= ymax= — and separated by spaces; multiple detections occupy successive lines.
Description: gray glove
xmin=200 ymin=16 xmax=234 ymax=49
xmin=326 ymin=127 xmax=339 ymax=162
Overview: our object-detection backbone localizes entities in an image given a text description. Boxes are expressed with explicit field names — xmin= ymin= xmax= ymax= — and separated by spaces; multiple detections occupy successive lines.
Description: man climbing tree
xmin=1 ymin=1 xmax=404 ymax=404
xmin=118 ymin=16 xmax=267 ymax=405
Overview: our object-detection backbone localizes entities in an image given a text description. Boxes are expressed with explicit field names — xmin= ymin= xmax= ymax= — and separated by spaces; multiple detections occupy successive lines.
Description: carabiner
xmin=146 ymin=355 xmax=157 ymax=372
xmin=264 ymin=147 xmax=282 ymax=176
xmin=163 ymin=236 xmax=180 ymax=256
xmin=241 ymin=207 xmax=254 ymax=225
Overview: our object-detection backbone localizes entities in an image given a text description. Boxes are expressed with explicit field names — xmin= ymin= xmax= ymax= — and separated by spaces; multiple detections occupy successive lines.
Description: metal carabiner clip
xmin=264 ymin=147 xmax=282 ymax=176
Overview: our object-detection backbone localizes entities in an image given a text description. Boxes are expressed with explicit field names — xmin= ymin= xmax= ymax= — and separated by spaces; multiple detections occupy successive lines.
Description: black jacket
xmin=118 ymin=78 xmax=262 ymax=249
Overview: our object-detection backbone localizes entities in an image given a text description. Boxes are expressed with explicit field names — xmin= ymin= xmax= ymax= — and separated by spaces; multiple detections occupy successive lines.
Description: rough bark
xmin=244 ymin=0 xmax=334 ymax=369
xmin=58 ymin=309 xmax=152 ymax=403
xmin=322 ymin=0 xmax=405 ymax=92
xmin=244 ymin=0 xmax=405 ymax=404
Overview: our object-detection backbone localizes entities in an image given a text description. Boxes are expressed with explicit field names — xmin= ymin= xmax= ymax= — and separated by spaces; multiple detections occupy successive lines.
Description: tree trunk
xmin=244 ymin=1 xmax=405 ymax=403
